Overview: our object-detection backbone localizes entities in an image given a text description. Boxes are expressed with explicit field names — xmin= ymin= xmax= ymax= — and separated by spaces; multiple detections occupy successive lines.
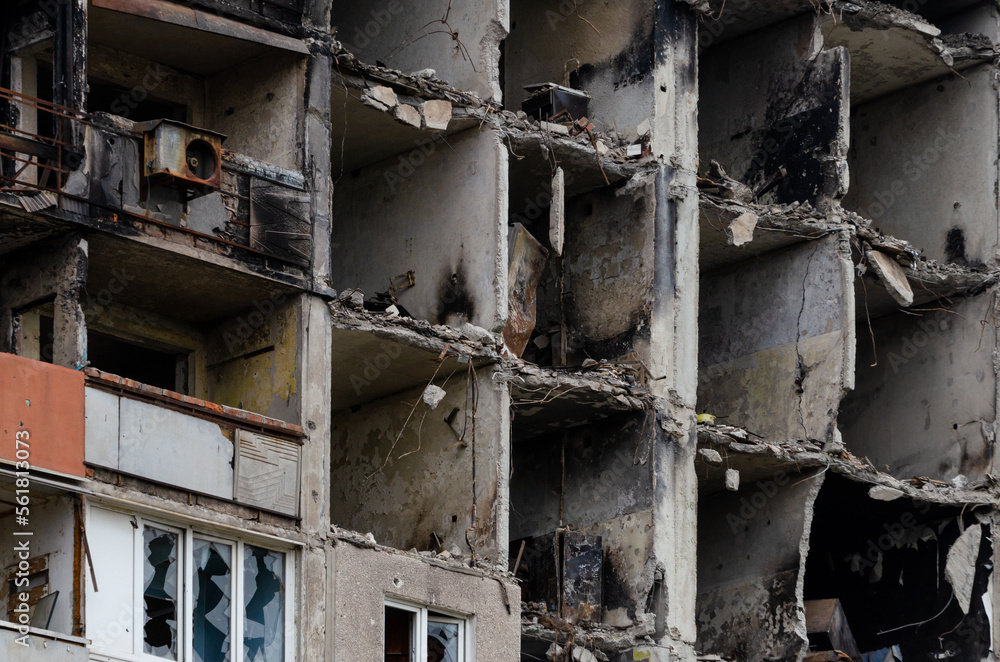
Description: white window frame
xmin=384 ymin=599 xmax=472 ymax=662
xmin=87 ymin=507 xmax=295 ymax=662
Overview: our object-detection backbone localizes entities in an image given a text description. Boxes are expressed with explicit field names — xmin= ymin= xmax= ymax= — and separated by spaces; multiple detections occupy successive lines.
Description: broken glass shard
xmin=243 ymin=545 xmax=284 ymax=662
xmin=143 ymin=527 xmax=179 ymax=659
xmin=193 ymin=538 xmax=233 ymax=662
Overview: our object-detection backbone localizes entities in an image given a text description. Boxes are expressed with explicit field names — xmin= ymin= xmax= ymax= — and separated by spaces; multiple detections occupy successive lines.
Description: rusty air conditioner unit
xmin=135 ymin=119 xmax=226 ymax=199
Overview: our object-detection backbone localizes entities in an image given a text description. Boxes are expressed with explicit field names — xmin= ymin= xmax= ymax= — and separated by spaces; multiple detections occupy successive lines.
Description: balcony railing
xmin=0 ymin=85 xmax=310 ymax=266
xmin=0 ymin=86 xmax=87 ymax=194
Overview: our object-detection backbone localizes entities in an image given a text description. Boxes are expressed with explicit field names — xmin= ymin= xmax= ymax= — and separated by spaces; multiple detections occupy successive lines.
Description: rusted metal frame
xmin=0 ymin=86 xmax=90 ymax=119
xmin=0 ymin=178 xmax=303 ymax=263
xmin=0 ymin=120 xmax=76 ymax=149
xmin=0 ymin=131 xmax=62 ymax=162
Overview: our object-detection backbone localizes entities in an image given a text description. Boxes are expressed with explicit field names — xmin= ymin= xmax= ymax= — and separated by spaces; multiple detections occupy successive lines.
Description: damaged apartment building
xmin=3 ymin=0 xmax=1000 ymax=661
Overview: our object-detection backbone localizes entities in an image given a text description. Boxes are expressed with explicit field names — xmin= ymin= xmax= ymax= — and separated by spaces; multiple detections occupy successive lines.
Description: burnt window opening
xmin=86 ymin=328 xmax=188 ymax=393
xmin=805 ymin=475 xmax=993 ymax=658
xmin=87 ymin=75 xmax=187 ymax=123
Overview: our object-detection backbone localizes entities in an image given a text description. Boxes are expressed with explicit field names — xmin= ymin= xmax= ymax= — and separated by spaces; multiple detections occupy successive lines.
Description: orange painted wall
xmin=0 ymin=353 xmax=85 ymax=477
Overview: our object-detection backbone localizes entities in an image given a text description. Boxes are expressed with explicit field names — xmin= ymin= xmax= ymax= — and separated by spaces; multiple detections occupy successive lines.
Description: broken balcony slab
xmin=331 ymin=524 xmax=514 ymax=578
xmin=329 ymin=300 xmax=500 ymax=411
xmin=88 ymin=0 xmax=309 ymax=76
xmin=331 ymin=54 xmax=485 ymax=173
xmin=85 ymin=232 xmax=304 ymax=323
xmin=853 ymin=228 xmax=999 ymax=320
xmin=699 ymin=196 xmax=840 ymax=271
xmin=696 ymin=422 xmax=997 ymax=505
xmin=506 ymin=128 xmax=640 ymax=204
xmin=820 ymin=4 xmax=997 ymax=104
xmin=519 ymin=611 xmax=657 ymax=659
xmin=698 ymin=0 xmax=833 ymax=46
xmin=504 ymin=362 xmax=652 ymax=442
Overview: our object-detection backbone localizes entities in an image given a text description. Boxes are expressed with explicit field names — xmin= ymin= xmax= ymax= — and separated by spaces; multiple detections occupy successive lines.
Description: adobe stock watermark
xmin=883 ymin=308 xmax=951 ymax=374
xmin=859 ymin=127 xmax=959 ymax=221
xmin=383 ymin=132 xmax=451 ymax=192
xmin=222 ymin=292 xmax=289 ymax=354
xmin=349 ymin=341 xmax=403 ymax=396
xmin=348 ymin=1 xmax=404 ymax=51
xmin=725 ymin=470 xmax=792 ymax=534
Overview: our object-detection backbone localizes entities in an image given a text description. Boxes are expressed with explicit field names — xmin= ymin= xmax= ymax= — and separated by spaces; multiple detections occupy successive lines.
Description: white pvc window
xmin=383 ymin=600 xmax=469 ymax=662
xmin=86 ymin=507 xmax=294 ymax=662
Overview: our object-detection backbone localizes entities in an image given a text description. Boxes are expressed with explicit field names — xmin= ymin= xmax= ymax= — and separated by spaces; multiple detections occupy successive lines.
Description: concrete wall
xmin=330 ymin=542 xmax=520 ymax=662
xmin=0 ymin=236 xmax=87 ymax=369
xmin=510 ymin=413 xmax=656 ymax=626
xmin=206 ymin=297 xmax=301 ymax=423
xmin=844 ymin=64 xmax=1000 ymax=266
xmin=696 ymin=474 xmax=823 ymax=661
xmin=331 ymin=0 xmax=505 ymax=100
xmin=840 ymin=295 xmax=998 ymax=483
xmin=331 ymin=128 xmax=507 ymax=330
xmin=563 ymin=179 xmax=656 ymax=361
xmin=699 ymin=233 xmax=855 ymax=444
xmin=699 ymin=15 xmax=849 ymax=208
xmin=504 ymin=0 xmax=656 ymax=136
xmin=330 ymin=367 xmax=509 ymax=563
xmin=208 ymin=51 xmax=307 ymax=170
xmin=0 ymin=496 xmax=78 ymax=637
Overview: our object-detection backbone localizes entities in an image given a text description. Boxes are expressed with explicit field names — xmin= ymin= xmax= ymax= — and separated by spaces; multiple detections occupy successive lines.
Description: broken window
xmin=143 ymin=526 xmax=180 ymax=659
xmin=384 ymin=601 xmax=467 ymax=662
xmin=193 ymin=538 xmax=233 ymax=662
xmin=86 ymin=507 xmax=292 ymax=662
xmin=243 ymin=546 xmax=285 ymax=662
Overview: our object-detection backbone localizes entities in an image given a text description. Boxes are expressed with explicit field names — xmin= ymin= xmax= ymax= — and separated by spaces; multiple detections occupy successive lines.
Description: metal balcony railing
xmin=0 ymin=86 xmax=87 ymax=194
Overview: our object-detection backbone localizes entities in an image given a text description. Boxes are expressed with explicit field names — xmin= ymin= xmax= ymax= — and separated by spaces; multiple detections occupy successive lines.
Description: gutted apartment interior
xmin=3 ymin=0 xmax=1000 ymax=661
xmin=695 ymin=0 xmax=1000 ymax=659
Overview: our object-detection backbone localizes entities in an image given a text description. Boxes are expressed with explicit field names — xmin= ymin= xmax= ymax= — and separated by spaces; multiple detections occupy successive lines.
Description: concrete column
xmin=649 ymin=0 xmax=700 ymax=651
xmin=297 ymin=293 xmax=332 ymax=661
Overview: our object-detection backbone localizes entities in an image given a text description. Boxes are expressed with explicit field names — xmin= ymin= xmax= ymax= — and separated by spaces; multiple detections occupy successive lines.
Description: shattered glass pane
xmin=243 ymin=545 xmax=284 ymax=662
xmin=427 ymin=620 xmax=459 ymax=662
xmin=143 ymin=527 xmax=179 ymax=659
xmin=193 ymin=539 xmax=232 ymax=662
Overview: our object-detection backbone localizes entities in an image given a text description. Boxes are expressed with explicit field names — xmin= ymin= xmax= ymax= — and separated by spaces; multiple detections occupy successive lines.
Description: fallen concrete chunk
xmin=946 ymin=524 xmax=982 ymax=614
xmin=393 ymin=104 xmax=421 ymax=128
xmin=867 ymin=485 xmax=903 ymax=501
xmin=866 ymin=249 xmax=914 ymax=307
xmin=458 ymin=322 xmax=493 ymax=344
xmin=370 ymin=85 xmax=397 ymax=108
xmin=422 ymin=385 xmax=446 ymax=410
xmin=549 ymin=167 xmax=565 ymax=256
xmin=423 ymin=100 xmax=453 ymax=130
xmin=539 ymin=121 xmax=570 ymax=135
xmin=698 ymin=448 xmax=723 ymax=465
xmin=725 ymin=468 xmax=740 ymax=491
xmin=726 ymin=211 xmax=758 ymax=247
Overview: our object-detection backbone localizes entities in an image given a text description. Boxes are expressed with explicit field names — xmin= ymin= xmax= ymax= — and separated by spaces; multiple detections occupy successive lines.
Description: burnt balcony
xmin=0 ymin=85 xmax=311 ymax=277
